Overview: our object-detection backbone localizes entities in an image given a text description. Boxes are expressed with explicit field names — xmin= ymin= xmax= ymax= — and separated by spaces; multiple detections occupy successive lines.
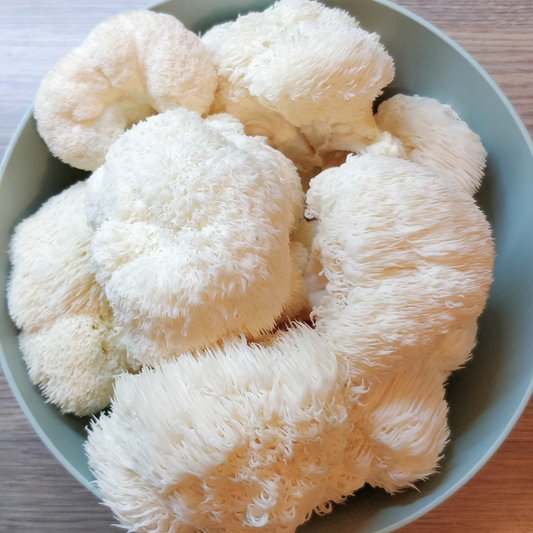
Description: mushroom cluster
xmin=7 ymin=1 xmax=494 ymax=532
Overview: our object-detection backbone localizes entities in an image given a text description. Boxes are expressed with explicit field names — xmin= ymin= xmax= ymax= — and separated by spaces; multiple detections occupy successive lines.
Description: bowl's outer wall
xmin=1 ymin=0 xmax=533 ymax=532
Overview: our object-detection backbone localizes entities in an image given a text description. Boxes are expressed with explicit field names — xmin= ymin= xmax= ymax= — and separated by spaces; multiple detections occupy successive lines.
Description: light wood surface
xmin=1 ymin=1 xmax=532 ymax=532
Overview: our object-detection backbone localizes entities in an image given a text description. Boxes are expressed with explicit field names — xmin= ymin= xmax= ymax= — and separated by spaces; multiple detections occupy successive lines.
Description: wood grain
xmin=0 ymin=1 xmax=532 ymax=532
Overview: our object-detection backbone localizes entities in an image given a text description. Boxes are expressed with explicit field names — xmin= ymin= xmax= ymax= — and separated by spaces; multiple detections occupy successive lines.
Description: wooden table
xmin=1 ymin=1 xmax=532 ymax=531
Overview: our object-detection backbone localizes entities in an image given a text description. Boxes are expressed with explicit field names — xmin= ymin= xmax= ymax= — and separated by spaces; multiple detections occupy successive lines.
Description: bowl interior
xmin=1 ymin=1 xmax=533 ymax=532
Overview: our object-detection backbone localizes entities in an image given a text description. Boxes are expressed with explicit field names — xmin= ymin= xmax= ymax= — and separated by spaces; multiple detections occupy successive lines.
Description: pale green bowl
xmin=1 ymin=1 xmax=533 ymax=532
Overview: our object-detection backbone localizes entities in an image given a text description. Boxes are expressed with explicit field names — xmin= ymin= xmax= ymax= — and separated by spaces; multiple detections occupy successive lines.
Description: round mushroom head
xmin=85 ymin=108 xmax=299 ymax=363
xmin=35 ymin=10 xmax=217 ymax=170
xmin=203 ymin=0 xmax=394 ymax=172
xmin=306 ymin=154 xmax=494 ymax=384
xmin=375 ymin=94 xmax=487 ymax=195
xmin=7 ymin=182 xmax=138 ymax=416
xmin=86 ymin=325 xmax=354 ymax=533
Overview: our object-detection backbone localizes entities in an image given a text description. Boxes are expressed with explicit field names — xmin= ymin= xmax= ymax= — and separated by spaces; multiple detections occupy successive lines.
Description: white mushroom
xmin=35 ymin=10 xmax=218 ymax=170
xmin=8 ymin=182 xmax=138 ymax=415
xmin=375 ymin=94 xmax=487 ymax=195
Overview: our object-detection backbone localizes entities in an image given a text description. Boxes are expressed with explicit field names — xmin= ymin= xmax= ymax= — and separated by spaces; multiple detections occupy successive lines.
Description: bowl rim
xmin=1 ymin=108 xmax=103 ymax=496
xmin=348 ymin=4 xmax=533 ymax=530
xmin=1 ymin=0 xmax=533 ymax=531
